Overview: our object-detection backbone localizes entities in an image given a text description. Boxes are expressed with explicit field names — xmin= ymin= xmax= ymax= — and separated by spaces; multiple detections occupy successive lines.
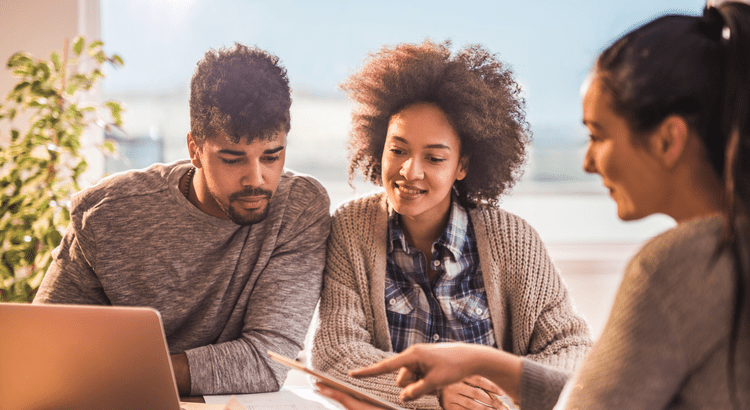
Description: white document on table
xmin=204 ymin=388 xmax=345 ymax=410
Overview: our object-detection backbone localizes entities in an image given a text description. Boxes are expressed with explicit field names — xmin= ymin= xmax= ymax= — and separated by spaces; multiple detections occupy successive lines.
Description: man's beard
xmin=215 ymin=187 xmax=274 ymax=225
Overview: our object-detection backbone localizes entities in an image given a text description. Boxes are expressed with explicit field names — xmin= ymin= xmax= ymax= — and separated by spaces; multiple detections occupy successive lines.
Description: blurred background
xmin=1 ymin=0 xmax=706 ymax=338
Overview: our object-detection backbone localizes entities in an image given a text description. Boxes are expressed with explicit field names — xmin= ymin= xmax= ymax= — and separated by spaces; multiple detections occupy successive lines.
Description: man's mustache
xmin=230 ymin=188 xmax=273 ymax=202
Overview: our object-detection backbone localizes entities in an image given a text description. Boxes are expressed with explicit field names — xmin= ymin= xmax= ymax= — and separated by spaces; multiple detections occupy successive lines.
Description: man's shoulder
xmin=71 ymin=162 xmax=182 ymax=214
xmin=264 ymin=169 xmax=331 ymax=227
xmin=278 ymin=169 xmax=328 ymax=199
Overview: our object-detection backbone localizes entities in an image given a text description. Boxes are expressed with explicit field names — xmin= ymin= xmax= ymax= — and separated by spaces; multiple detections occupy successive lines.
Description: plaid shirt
xmin=385 ymin=197 xmax=495 ymax=353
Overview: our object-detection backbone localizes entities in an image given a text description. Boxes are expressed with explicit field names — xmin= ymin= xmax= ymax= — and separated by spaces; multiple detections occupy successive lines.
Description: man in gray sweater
xmin=34 ymin=44 xmax=331 ymax=397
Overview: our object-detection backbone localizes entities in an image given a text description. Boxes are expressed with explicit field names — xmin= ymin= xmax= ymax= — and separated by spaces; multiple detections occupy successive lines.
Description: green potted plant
xmin=0 ymin=37 xmax=124 ymax=302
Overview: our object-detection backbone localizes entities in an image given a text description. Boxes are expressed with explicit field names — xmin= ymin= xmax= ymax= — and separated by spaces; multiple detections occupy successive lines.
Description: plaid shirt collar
xmin=387 ymin=193 xmax=469 ymax=262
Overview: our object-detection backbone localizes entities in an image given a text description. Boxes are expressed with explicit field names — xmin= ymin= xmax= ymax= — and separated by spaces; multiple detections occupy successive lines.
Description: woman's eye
xmin=389 ymin=148 xmax=405 ymax=155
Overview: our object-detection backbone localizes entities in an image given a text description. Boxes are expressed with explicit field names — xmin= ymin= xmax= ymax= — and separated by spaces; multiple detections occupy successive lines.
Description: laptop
xmin=0 ymin=303 xmax=182 ymax=410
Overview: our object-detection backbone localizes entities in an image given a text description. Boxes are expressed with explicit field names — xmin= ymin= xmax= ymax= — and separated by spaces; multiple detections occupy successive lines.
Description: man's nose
xmin=241 ymin=160 xmax=263 ymax=187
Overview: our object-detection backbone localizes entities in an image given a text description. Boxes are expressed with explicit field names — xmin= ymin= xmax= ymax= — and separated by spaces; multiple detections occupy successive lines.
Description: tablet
xmin=267 ymin=351 xmax=408 ymax=410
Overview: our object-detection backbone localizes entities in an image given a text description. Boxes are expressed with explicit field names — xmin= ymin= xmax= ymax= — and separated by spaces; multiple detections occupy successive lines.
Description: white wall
xmin=0 ymin=0 xmax=102 ymax=180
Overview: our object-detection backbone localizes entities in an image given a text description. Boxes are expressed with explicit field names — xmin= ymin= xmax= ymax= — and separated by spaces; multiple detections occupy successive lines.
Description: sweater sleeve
xmin=519 ymin=359 xmax=570 ymax=410
xmin=483 ymin=210 xmax=591 ymax=409
xmin=311 ymin=207 xmax=440 ymax=409
xmin=185 ymin=183 xmax=331 ymax=395
xmin=34 ymin=194 xmax=110 ymax=305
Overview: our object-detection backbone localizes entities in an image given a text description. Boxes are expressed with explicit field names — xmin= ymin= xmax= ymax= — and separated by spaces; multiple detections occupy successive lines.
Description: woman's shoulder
xmin=635 ymin=215 xmax=725 ymax=266
xmin=328 ymin=189 xmax=388 ymax=236
xmin=627 ymin=215 xmax=728 ymax=290
xmin=470 ymin=205 xmax=545 ymax=244
xmin=332 ymin=189 xmax=386 ymax=219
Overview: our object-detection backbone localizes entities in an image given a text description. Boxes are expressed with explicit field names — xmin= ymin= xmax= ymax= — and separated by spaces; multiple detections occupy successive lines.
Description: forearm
xmin=170 ymin=352 xmax=191 ymax=396
xmin=468 ymin=345 xmax=523 ymax=404
xmin=185 ymin=337 xmax=286 ymax=395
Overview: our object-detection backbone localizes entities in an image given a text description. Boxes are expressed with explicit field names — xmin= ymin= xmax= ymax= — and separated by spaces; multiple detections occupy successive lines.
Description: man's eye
xmin=221 ymin=158 xmax=241 ymax=164
xmin=263 ymin=156 xmax=280 ymax=162
xmin=428 ymin=157 xmax=446 ymax=163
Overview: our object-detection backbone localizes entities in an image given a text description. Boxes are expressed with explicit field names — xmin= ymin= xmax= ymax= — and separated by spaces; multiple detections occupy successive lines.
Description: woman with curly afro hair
xmin=311 ymin=40 xmax=592 ymax=410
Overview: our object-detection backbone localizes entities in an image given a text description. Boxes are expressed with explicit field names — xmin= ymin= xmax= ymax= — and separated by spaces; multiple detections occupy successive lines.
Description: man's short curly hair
xmin=343 ymin=40 xmax=530 ymax=208
xmin=190 ymin=43 xmax=291 ymax=145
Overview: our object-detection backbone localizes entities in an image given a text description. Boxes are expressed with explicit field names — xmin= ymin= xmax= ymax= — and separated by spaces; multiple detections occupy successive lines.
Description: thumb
xmin=399 ymin=378 xmax=435 ymax=402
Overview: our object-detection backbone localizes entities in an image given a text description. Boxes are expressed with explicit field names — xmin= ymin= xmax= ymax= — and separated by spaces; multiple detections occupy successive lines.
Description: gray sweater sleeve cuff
xmin=520 ymin=359 xmax=570 ymax=410
xmin=185 ymin=346 xmax=215 ymax=395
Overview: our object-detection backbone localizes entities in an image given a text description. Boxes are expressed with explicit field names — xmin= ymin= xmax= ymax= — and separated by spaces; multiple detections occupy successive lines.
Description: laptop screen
xmin=0 ymin=303 xmax=181 ymax=410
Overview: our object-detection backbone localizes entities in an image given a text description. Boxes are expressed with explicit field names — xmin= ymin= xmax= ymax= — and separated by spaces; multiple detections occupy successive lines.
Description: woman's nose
xmin=582 ymin=143 xmax=596 ymax=174
xmin=400 ymin=157 xmax=423 ymax=180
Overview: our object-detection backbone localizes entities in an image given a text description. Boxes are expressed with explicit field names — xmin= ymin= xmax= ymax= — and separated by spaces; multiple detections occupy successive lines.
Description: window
xmin=100 ymin=0 xmax=697 ymax=244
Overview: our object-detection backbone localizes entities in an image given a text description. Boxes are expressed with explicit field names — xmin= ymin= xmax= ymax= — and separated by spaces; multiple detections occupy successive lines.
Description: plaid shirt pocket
xmin=449 ymin=293 xmax=492 ymax=324
xmin=385 ymin=286 xmax=419 ymax=315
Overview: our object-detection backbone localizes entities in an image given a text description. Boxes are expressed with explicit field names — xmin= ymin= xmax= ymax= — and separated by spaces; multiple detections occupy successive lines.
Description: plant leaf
xmin=73 ymin=36 xmax=85 ymax=56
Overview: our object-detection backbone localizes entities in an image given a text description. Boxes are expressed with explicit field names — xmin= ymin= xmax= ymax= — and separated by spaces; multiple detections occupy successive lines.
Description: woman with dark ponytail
xmin=316 ymin=2 xmax=750 ymax=409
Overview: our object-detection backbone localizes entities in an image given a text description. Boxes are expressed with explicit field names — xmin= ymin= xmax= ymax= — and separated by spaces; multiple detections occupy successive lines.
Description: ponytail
xmin=714 ymin=3 xmax=750 ymax=408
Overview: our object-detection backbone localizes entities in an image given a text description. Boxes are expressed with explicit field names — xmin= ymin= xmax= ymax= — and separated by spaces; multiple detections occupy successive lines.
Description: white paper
xmin=181 ymin=396 xmax=248 ymax=410
xmin=204 ymin=388 xmax=345 ymax=410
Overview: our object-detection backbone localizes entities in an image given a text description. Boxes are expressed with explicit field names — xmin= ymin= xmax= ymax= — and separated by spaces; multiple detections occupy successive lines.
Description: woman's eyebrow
xmin=389 ymin=136 xmax=451 ymax=150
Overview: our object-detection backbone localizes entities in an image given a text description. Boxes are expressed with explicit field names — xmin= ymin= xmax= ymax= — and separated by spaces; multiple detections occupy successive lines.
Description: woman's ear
xmin=456 ymin=155 xmax=469 ymax=181
xmin=187 ymin=132 xmax=203 ymax=168
xmin=650 ymin=115 xmax=689 ymax=170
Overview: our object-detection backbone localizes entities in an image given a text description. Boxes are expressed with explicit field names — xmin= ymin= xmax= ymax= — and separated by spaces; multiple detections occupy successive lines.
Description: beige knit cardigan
xmin=311 ymin=192 xmax=592 ymax=409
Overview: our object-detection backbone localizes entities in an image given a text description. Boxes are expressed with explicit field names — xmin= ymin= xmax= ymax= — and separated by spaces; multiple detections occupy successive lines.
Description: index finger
xmin=349 ymin=353 xmax=417 ymax=378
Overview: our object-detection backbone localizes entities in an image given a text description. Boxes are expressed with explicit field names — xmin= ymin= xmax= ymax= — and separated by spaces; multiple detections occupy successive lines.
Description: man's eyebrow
xmin=264 ymin=145 xmax=285 ymax=155
xmin=217 ymin=145 xmax=285 ymax=156
xmin=218 ymin=149 xmax=246 ymax=156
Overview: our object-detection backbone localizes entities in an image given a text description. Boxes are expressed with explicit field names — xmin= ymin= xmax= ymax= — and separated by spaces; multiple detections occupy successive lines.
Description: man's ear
xmin=650 ymin=115 xmax=689 ymax=170
xmin=187 ymin=132 xmax=202 ymax=168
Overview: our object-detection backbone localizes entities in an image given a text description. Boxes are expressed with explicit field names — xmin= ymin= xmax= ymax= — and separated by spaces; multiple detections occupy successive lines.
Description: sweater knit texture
xmin=311 ymin=191 xmax=592 ymax=409
xmin=34 ymin=160 xmax=331 ymax=395
xmin=558 ymin=215 xmax=750 ymax=409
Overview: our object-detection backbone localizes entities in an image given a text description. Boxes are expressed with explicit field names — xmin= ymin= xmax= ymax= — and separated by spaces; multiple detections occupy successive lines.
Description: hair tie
xmin=700 ymin=6 xmax=726 ymax=41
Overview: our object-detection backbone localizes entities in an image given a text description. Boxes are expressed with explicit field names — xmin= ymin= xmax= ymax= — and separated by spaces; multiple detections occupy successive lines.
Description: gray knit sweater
xmin=311 ymin=192 xmax=592 ymax=409
xmin=558 ymin=215 xmax=750 ymax=409
xmin=34 ymin=160 xmax=331 ymax=395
